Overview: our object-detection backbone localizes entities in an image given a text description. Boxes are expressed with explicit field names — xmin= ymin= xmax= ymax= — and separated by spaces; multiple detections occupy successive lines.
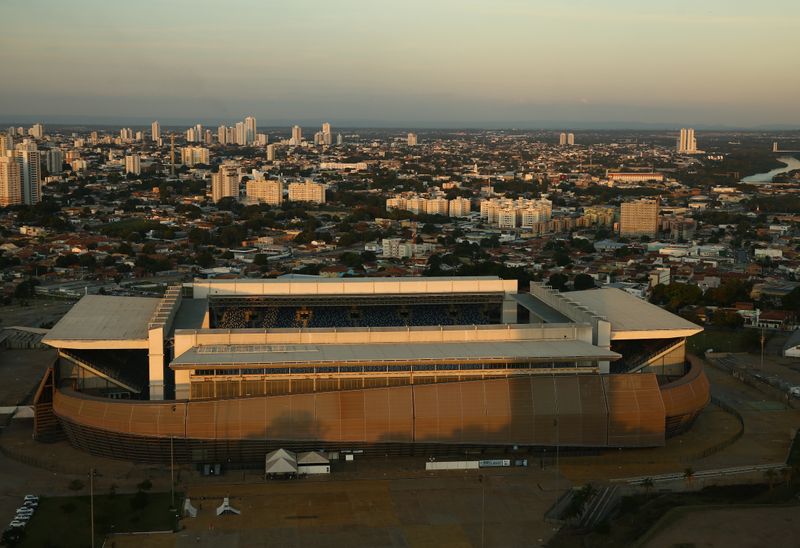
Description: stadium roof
xmin=200 ymin=275 xmax=504 ymax=284
xmin=191 ymin=275 xmax=518 ymax=299
xmin=42 ymin=295 xmax=160 ymax=349
xmin=566 ymin=288 xmax=702 ymax=340
xmin=172 ymin=299 xmax=208 ymax=331
xmin=170 ymin=340 xmax=620 ymax=368
xmin=512 ymin=293 xmax=572 ymax=323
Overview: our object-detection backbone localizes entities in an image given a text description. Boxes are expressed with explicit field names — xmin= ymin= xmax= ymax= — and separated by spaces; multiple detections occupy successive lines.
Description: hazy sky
xmin=1 ymin=0 xmax=798 ymax=128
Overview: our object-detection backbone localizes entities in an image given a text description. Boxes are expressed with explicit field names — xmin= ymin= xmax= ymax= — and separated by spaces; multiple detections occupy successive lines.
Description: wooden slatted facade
xmin=52 ymin=364 xmax=710 ymax=464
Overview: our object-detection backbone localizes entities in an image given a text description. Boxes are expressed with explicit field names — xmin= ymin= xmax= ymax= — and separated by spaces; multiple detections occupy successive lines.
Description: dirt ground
xmin=178 ymin=472 xmax=562 ymax=548
xmin=643 ymin=505 xmax=800 ymax=548
xmin=106 ymin=471 xmax=565 ymax=548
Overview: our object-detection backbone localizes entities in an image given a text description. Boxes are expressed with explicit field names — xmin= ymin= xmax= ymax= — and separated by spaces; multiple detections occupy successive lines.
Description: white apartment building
xmin=425 ymin=197 xmax=449 ymax=216
xmin=212 ymin=162 xmax=241 ymax=203
xmin=125 ymin=154 xmax=141 ymax=175
xmin=677 ymin=128 xmax=697 ymax=154
xmin=14 ymin=140 xmax=41 ymax=205
xmin=0 ymin=155 xmax=22 ymax=206
xmin=319 ymin=162 xmax=367 ymax=171
xmin=381 ymin=238 xmax=436 ymax=259
xmin=291 ymin=125 xmax=302 ymax=145
xmin=288 ymin=180 xmax=325 ymax=204
xmin=181 ymin=146 xmax=210 ymax=167
xmin=246 ymin=176 xmax=283 ymax=206
xmin=244 ymin=116 xmax=257 ymax=145
xmin=480 ymin=198 xmax=552 ymax=228
xmin=449 ymin=197 xmax=471 ymax=217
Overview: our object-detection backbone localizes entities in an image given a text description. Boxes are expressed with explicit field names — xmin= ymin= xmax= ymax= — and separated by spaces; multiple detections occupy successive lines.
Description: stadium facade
xmin=35 ymin=276 xmax=709 ymax=464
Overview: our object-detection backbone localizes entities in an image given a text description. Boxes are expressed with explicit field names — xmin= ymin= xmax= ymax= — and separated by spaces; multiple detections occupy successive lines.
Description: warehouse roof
xmin=42 ymin=295 xmax=160 ymax=349
xmin=170 ymin=339 xmax=620 ymax=368
xmin=566 ymin=288 xmax=702 ymax=340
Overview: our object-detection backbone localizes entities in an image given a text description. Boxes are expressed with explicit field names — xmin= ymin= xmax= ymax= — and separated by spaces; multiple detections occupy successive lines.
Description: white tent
xmin=266 ymin=448 xmax=297 ymax=465
xmin=265 ymin=457 xmax=298 ymax=475
xmin=297 ymin=451 xmax=329 ymax=465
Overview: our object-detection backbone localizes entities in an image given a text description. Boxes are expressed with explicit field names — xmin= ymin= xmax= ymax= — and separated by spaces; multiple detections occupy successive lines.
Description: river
xmin=740 ymin=155 xmax=800 ymax=183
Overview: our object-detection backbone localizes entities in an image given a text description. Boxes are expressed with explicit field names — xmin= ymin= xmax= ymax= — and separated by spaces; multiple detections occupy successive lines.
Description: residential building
xmin=246 ymin=177 xmax=283 ymax=206
xmin=407 ymin=133 xmax=418 ymax=146
xmin=211 ymin=162 xmax=241 ymax=202
xmin=28 ymin=123 xmax=44 ymax=139
xmin=125 ymin=154 xmax=141 ymax=175
xmin=449 ymin=197 xmax=470 ymax=217
xmin=0 ymin=155 xmax=22 ymax=206
xmin=381 ymin=238 xmax=436 ymax=259
xmin=14 ymin=140 xmax=41 ymax=205
xmin=288 ymin=180 xmax=325 ymax=204
xmin=480 ymin=197 xmax=553 ymax=228
xmin=677 ymin=128 xmax=697 ymax=154
xmin=620 ymin=199 xmax=659 ymax=238
xmin=291 ymin=125 xmax=302 ymax=145
xmin=45 ymin=149 xmax=64 ymax=174
xmin=181 ymin=146 xmax=209 ymax=167
xmin=151 ymin=121 xmax=160 ymax=142
xmin=244 ymin=116 xmax=257 ymax=145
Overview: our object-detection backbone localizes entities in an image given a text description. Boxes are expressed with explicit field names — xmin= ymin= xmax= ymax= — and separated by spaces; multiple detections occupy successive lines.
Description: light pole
xmin=89 ymin=468 xmax=96 ymax=548
xmin=760 ymin=327 xmax=766 ymax=371
xmin=170 ymin=436 xmax=175 ymax=509
xmin=479 ymin=474 xmax=485 ymax=548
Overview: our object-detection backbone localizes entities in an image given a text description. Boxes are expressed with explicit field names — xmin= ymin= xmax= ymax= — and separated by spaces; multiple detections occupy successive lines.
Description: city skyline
xmin=1 ymin=0 xmax=799 ymax=128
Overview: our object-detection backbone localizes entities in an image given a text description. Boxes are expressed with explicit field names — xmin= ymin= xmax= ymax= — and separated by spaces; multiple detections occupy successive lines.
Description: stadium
xmin=35 ymin=276 xmax=709 ymax=465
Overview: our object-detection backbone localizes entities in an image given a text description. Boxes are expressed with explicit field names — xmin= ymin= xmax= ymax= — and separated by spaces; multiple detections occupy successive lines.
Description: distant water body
xmin=740 ymin=155 xmax=800 ymax=183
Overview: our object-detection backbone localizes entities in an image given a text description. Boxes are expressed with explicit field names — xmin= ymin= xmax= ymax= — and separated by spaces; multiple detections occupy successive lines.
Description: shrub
xmin=130 ymin=490 xmax=149 ymax=510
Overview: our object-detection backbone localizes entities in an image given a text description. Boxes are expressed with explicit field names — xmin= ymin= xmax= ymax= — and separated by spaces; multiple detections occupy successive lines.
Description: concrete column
xmin=148 ymin=326 xmax=165 ymax=400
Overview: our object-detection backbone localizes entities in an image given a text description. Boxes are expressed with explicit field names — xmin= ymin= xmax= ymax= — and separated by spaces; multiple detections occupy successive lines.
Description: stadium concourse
xmin=34 ymin=276 xmax=709 ymax=465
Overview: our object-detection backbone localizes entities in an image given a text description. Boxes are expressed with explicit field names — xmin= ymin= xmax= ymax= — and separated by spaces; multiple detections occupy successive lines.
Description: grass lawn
xmin=18 ymin=492 xmax=177 ymax=548
xmin=687 ymin=328 xmax=761 ymax=355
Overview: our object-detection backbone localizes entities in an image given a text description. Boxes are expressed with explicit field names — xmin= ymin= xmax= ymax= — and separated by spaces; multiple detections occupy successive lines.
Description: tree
xmin=548 ymin=273 xmax=568 ymax=292
xmin=782 ymin=287 xmax=800 ymax=311
xmin=554 ymin=250 xmax=572 ymax=267
xmin=338 ymin=252 xmax=364 ymax=269
xmin=130 ymin=490 xmax=149 ymax=510
xmin=711 ymin=310 xmax=744 ymax=328
xmin=361 ymin=250 xmax=377 ymax=263
xmin=573 ymin=274 xmax=596 ymax=291
xmin=14 ymin=279 xmax=39 ymax=303
xmin=650 ymin=283 xmax=702 ymax=312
